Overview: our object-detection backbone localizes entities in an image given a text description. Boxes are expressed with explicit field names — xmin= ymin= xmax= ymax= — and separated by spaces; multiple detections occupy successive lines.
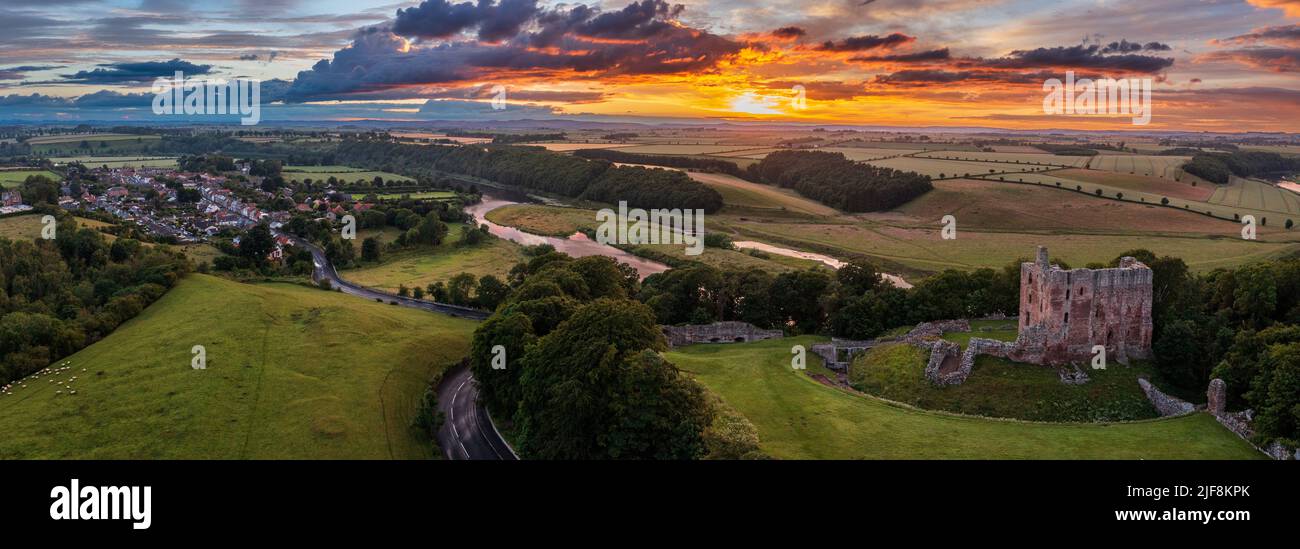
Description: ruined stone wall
xmin=923 ymin=340 xmax=963 ymax=385
xmin=1137 ymin=378 xmax=1196 ymax=417
xmin=662 ymin=321 xmax=783 ymax=347
xmin=1018 ymin=246 xmax=1152 ymax=365
xmin=1206 ymin=378 xmax=1296 ymax=460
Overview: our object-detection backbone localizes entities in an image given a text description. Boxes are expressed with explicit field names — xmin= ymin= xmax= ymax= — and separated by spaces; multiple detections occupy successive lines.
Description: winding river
xmin=465 ymin=191 xmax=911 ymax=287
xmin=464 ymin=192 xmax=671 ymax=279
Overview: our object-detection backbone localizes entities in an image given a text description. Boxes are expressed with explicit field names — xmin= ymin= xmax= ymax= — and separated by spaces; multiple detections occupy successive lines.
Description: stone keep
xmin=1017 ymin=246 xmax=1153 ymax=365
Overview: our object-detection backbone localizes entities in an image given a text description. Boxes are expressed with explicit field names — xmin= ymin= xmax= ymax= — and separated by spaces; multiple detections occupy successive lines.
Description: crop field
xmin=48 ymin=156 xmax=179 ymax=168
xmin=1207 ymin=177 xmax=1300 ymax=215
xmin=666 ymin=336 xmax=1260 ymax=459
xmin=616 ymin=144 xmax=761 ymax=155
xmin=915 ymin=150 xmax=1092 ymax=167
xmin=888 ymin=179 xmax=1252 ymax=237
xmin=864 ymin=156 xmax=1047 ymax=178
xmin=820 ymin=147 xmax=921 ymax=161
xmin=0 ymin=274 xmax=478 ymax=459
xmin=708 ymin=147 xmax=783 ymax=157
xmin=0 ymin=169 xmax=60 ymax=187
xmin=1086 ymin=155 xmax=1190 ymax=179
xmin=843 ymin=141 xmax=982 ymax=152
xmin=976 ymin=171 xmax=1300 ymax=224
xmin=1049 ymin=169 xmax=1214 ymax=202
xmin=719 ymin=215 xmax=1298 ymax=275
xmin=536 ymin=143 xmax=636 ymax=151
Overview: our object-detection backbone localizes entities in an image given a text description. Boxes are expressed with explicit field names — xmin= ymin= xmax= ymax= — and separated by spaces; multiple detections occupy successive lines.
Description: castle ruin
xmin=1016 ymin=246 xmax=1153 ymax=365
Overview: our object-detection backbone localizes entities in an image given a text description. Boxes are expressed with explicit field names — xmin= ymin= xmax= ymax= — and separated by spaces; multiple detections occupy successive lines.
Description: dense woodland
xmin=469 ymin=248 xmax=761 ymax=459
xmin=573 ymin=148 xmax=752 ymax=179
xmin=0 ymin=211 xmax=190 ymax=385
xmin=333 ymin=140 xmax=724 ymax=212
xmin=747 ymin=150 xmax=933 ymax=212
xmin=1183 ymin=150 xmax=1300 ymax=184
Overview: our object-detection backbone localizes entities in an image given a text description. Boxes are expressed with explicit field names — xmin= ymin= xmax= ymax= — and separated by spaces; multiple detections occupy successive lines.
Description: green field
xmin=283 ymin=165 xmax=413 ymax=184
xmin=0 ymin=169 xmax=60 ymax=187
xmin=49 ymin=156 xmax=179 ymax=168
xmin=915 ymin=150 xmax=1091 ymax=167
xmin=0 ymin=274 xmax=477 ymax=459
xmin=351 ymin=191 xmax=457 ymax=201
xmin=0 ymin=214 xmax=111 ymax=240
xmin=27 ymin=134 xmax=160 ymax=154
xmin=666 ymin=336 xmax=1261 ymax=459
xmin=346 ymin=224 xmax=527 ymax=292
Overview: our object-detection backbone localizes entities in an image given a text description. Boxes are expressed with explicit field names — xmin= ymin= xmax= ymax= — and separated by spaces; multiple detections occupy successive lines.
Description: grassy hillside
xmin=666 ymin=336 xmax=1261 ymax=459
xmin=0 ymin=274 xmax=477 ymax=459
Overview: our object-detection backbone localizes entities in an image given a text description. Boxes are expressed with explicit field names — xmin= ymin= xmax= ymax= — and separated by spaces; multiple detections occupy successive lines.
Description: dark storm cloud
xmin=849 ymin=48 xmax=950 ymax=63
xmin=0 ymin=65 xmax=61 ymax=80
xmin=61 ymin=58 xmax=214 ymax=83
xmin=1099 ymin=40 xmax=1172 ymax=54
xmin=871 ymin=69 xmax=1057 ymax=85
xmin=1216 ymin=24 xmax=1300 ymax=46
xmin=392 ymin=0 xmax=541 ymax=42
xmin=815 ymin=33 xmax=914 ymax=52
xmin=286 ymin=0 xmax=741 ymax=102
xmin=977 ymin=44 xmax=1174 ymax=73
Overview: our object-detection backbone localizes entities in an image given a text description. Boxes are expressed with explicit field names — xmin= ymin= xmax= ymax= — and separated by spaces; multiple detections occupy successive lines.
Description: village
xmin=18 ymin=162 xmax=378 ymax=262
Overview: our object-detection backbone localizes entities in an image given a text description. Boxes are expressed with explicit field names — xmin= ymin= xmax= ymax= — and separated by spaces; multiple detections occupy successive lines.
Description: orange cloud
xmin=1247 ymin=0 xmax=1300 ymax=18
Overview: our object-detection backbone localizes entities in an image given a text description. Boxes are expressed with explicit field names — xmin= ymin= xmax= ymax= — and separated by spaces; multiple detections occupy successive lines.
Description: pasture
xmin=0 ymin=169 xmax=61 ymax=187
xmin=345 ymin=224 xmax=527 ymax=292
xmin=49 ymin=156 xmax=179 ymax=169
xmin=0 ymin=274 xmax=478 ymax=459
xmin=282 ymin=165 xmax=413 ymax=184
xmin=27 ymin=134 xmax=161 ymax=154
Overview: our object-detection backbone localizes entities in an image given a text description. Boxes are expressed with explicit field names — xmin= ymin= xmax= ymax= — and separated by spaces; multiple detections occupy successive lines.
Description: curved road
xmin=287 ymin=234 xmax=515 ymax=460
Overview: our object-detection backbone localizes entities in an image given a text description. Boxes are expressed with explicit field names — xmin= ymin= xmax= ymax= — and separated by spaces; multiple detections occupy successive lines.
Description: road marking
xmin=448 ymin=376 xmax=472 ymax=459
xmin=468 ymin=384 xmax=505 ymax=460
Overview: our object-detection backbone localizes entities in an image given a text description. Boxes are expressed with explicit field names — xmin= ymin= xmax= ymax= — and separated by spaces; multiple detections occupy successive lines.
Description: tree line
xmin=746 ymin=150 xmax=932 ymax=212
xmin=0 ymin=213 xmax=190 ymax=385
xmin=332 ymin=140 xmax=724 ymax=213
xmin=573 ymin=148 xmax=751 ymax=179
xmin=1183 ymin=150 xmax=1300 ymax=185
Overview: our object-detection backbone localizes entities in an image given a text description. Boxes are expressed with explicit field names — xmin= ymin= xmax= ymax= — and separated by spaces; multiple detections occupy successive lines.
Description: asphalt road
xmin=292 ymin=235 xmax=490 ymax=321
xmin=287 ymin=233 xmax=514 ymax=459
xmin=437 ymin=363 xmax=519 ymax=460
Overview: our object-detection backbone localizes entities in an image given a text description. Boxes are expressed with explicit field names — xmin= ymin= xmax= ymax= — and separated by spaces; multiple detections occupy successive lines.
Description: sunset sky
xmin=2 ymin=0 xmax=1299 ymax=131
